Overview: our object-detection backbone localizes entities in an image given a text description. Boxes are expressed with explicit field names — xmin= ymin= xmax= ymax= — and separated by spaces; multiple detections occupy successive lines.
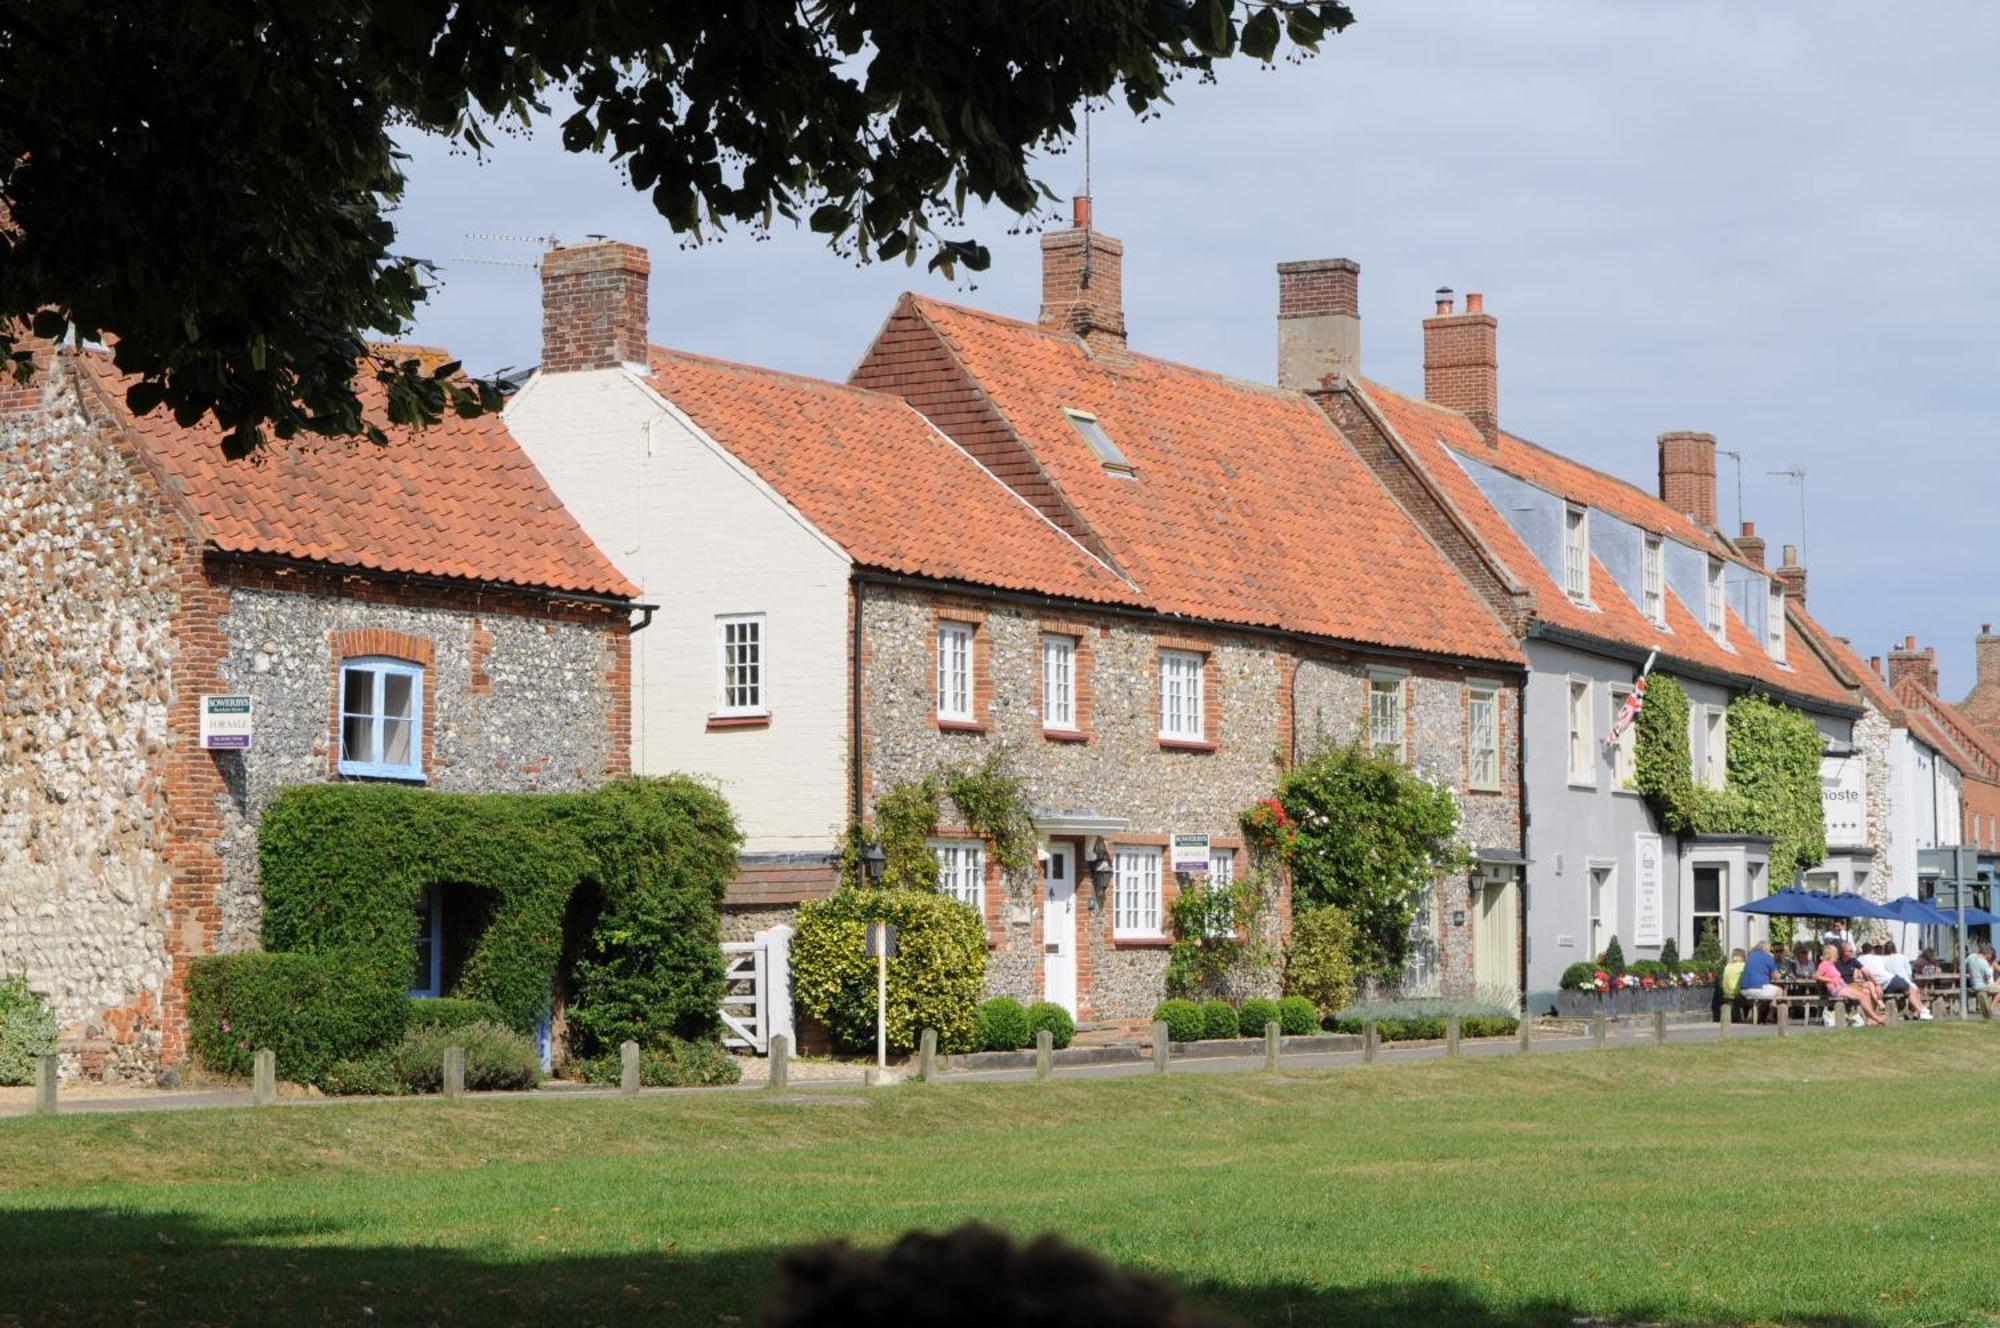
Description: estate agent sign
xmin=1171 ymin=833 xmax=1211 ymax=877
xmin=198 ymin=694 xmax=254 ymax=750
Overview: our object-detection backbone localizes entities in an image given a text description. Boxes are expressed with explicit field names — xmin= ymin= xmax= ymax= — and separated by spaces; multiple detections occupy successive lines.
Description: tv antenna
xmin=450 ymin=231 xmax=563 ymax=271
xmin=1767 ymin=467 xmax=1808 ymax=565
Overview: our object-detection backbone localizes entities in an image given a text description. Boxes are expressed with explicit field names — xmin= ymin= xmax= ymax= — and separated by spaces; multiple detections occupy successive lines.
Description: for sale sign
xmin=199 ymin=694 xmax=253 ymax=750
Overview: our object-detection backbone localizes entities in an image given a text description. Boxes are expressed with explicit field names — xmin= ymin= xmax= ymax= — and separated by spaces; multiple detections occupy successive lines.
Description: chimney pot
xmin=1434 ymin=287 xmax=1455 ymax=315
xmin=539 ymin=240 xmax=651 ymax=373
xmin=1657 ymin=431 xmax=1719 ymax=530
xmin=1887 ymin=635 xmax=1940 ymax=695
xmin=1465 ymin=292 xmax=1484 ymax=313
xmin=1275 ymin=258 xmax=1361 ymax=391
xmin=1737 ymin=520 xmax=1766 ymax=568
xmin=1039 ymin=196 xmax=1126 ymax=354
xmin=1423 ymin=288 xmax=1498 ymax=439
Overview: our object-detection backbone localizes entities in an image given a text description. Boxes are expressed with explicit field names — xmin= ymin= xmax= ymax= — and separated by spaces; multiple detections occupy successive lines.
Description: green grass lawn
xmin=2 ymin=1025 xmax=1997 ymax=1327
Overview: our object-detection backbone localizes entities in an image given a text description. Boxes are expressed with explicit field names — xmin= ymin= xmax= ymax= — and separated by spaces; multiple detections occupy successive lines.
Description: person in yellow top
xmin=1721 ymin=947 xmax=1747 ymax=1000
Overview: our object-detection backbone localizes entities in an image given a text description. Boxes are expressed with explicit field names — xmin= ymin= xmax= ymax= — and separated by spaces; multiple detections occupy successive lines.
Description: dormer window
xmin=1705 ymin=558 xmax=1727 ymax=644
xmin=1767 ymin=583 xmax=1786 ymax=663
xmin=1563 ymin=506 xmax=1590 ymax=604
xmin=1642 ymin=536 xmax=1665 ymax=626
xmin=1063 ymin=409 xmax=1134 ymax=477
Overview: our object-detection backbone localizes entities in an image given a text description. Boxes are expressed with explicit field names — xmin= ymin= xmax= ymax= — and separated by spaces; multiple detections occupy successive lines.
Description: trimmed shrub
xmin=1331 ymin=998 xmax=1519 ymax=1042
xmin=256 ymin=777 xmax=740 ymax=1052
xmin=1276 ymin=995 xmax=1318 ymax=1036
xmin=407 ymin=997 xmax=508 ymax=1032
xmin=1283 ymin=905 xmax=1359 ymax=1017
xmin=1152 ymin=998 xmax=1203 ymax=1044
xmin=1025 ymin=1001 xmax=1075 ymax=1050
xmin=573 ymin=1037 xmax=741 ymax=1088
xmin=791 ymin=888 xmax=987 ymax=1054
xmin=975 ymin=997 xmax=1031 ymax=1052
xmin=0 ymin=976 xmax=58 ymax=1086
xmin=1237 ymin=997 xmax=1280 ymax=1038
xmin=1659 ymin=937 xmax=1681 ymax=966
xmin=393 ymin=1020 xmax=540 ymax=1093
xmin=187 ymin=952 xmax=407 ymax=1087
xmin=320 ymin=1051 xmax=406 ymax=1097
xmin=1200 ymin=999 xmax=1239 ymax=1041
xmin=1559 ymin=962 xmax=1600 ymax=990
xmin=1599 ymin=936 xmax=1626 ymax=973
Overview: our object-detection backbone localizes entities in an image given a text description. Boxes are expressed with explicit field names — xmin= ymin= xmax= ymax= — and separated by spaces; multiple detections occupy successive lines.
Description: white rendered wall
xmin=507 ymin=368 xmax=852 ymax=853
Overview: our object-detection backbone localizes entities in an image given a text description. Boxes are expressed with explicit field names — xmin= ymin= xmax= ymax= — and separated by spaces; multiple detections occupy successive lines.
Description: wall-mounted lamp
xmin=1088 ymin=837 xmax=1115 ymax=895
xmin=861 ymin=842 xmax=887 ymax=885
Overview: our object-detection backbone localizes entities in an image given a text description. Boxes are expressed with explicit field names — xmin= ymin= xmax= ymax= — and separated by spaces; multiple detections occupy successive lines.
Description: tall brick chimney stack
xmin=1039 ymin=196 xmax=1126 ymax=355
xmin=1736 ymin=520 xmax=1766 ymax=568
xmin=1774 ymin=543 xmax=1807 ymax=605
xmin=1422 ymin=288 xmax=1498 ymax=440
xmin=1886 ymin=634 xmax=1939 ymax=695
xmin=1657 ymin=431 xmax=1718 ymax=529
xmin=1958 ymin=622 xmax=2000 ymax=744
xmin=540 ymin=240 xmax=651 ymax=372
xmin=1276 ymin=258 xmax=1361 ymax=390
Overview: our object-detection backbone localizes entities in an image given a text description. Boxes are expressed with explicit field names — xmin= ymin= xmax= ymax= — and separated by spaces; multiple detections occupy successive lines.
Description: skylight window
xmin=1063 ymin=409 xmax=1133 ymax=475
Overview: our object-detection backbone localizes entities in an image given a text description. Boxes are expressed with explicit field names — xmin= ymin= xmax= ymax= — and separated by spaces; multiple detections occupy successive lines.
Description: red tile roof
xmin=645 ymin=348 xmax=1141 ymax=606
xmin=881 ymin=298 xmax=1522 ymax=664
xmin=1360 ymin=381 xmax=1852 ymax=708
xmin=80 ymin=350 xmax=635 ymax=598
xmin=1895 ymin=677 xmax=2000 ymax=781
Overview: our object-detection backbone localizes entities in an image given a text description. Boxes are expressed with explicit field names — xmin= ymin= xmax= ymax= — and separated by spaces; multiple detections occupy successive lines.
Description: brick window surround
xmin=928 ymin=604 xmax=993 ymax=733
xmin=932 ymin=834 xmax=1004 ymax=945
xmin=328 ymin=628 xmax=437 ymax=781
xmin=1154 ymin=635 xmax=1221 ymax=752
xmin=1036 ymin=618 xmax=1097 ymax=742
xmin=1107 ymin=832 xmax=1174 ymax=948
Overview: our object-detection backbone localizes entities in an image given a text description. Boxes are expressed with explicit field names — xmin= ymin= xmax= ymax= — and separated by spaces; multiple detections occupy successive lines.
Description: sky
xmin=391 ymin=0 xmax=2000 ymax=698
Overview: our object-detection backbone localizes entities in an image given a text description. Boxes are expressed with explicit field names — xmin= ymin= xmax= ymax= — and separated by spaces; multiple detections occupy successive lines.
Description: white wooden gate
xmin=720 ymin=924 xmax=793 ymax=1055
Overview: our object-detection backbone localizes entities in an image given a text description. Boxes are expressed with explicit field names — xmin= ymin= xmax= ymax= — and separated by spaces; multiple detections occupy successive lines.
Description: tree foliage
xmin=1271 ymin=744 xmax=1469 ymax=980
xmin=0 ymin=1 xmax=1351 ymax=455
xmin=840 ymin=754 xmax=1038 ymax=891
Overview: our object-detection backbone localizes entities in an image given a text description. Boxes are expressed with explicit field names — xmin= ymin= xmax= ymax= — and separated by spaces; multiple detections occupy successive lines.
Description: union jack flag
xmin=1606 ymin=649 xmax=1659 ymax=746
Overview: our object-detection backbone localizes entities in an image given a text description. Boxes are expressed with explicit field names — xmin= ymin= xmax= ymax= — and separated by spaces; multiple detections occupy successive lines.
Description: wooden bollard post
xmin=769 ymin=1033 xmax=790 ymax=1093
xmin=1445 ymin=1016 xmax=1461 ymax=1058
xmin=1653 ymin=1009 xmax=1667 ymax=1046
xmin=1517 ymin=1018 xmax=1532 ymax=1054
xmin=33 ymin=1053 xmax=57 ymax=1117
xmin=918 ymin=1028 xmax=937 ymax=1082
xmin=1591 ymin=1013 xmax=1607 ymax=1049
xmin=253 ymin=1048 xmax=277 ymax=1106
xmin=1151 ymin=1021 xmax=1170 ymax=1075
xmin=1263 ymin=1021 xmax=1281 ymax=1071
xmin=1776 ymin=1002 xmax=1789 ymax=1037
xmin=1035 ymin=1029 xmax=1053 ymax=1080
xmin=1719 ymin=1004 xmax=1733 ymax=1041
xmin=443 ymin=1045 xmax=466 ymax=1100
xmin=619 ymin=1040 xmax=641 ymax=1094
xmin=1362 ymin=1020 xmax=1378 ymax=1063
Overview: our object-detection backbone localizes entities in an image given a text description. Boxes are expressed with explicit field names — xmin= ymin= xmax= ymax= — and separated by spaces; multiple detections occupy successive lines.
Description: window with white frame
xmin=1563 ymin=505 xmax=1590 ymax=603
xmin=931 ymin=840 xmax=986 ymax=914
xmin=1369 ymin=676 xmax=1406 ymax=761
xmin=1042 ymin=634 xmax=1077 ymax=731
xmin=936 ymin=621 xmax=974 ymax=722
xmin=339 ymin=656 xmax=423 ymax=780
xmin=1403 ymin=882 xmax=1440 ymax=995
xmin=1113 ymin=846 xmax=1163 ymax=936
xmin=1703 ymin=706 xmax=1728 ymax=788
xmin=1159 ymin=649 xmax=1205 ymax=742
xmin=1195 ymin=848 xmax=1239 ymax=938
xmin=715 ymin=614 xmax=766 ymax=716
xmin=1706 ymin=558 xmax=1727 ymax=642
xmin=1468 ymin=686 xmax=1500 ymax=791
xmin=1609 ymin=686 xmax=1637 ymax=788
xmin=1567 ymin=678 xmax=1593 ymax=786
xmin=1642 ymin=536 xmax=1665 ymax=626
xmin=1588 ymin=864 xmax=1616 ymax=962
xmin=1766 ymin=583 xmax=1786 ymax=662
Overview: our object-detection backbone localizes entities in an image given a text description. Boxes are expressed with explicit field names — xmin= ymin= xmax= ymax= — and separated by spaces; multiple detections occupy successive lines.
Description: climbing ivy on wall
xmin=258 ymin=777 xmax=741 ymax=1053
xmin=1633 ymin=674 xmax=1826 ymax=882
xmin=840 ymin=752 xmax=1038 ymax=890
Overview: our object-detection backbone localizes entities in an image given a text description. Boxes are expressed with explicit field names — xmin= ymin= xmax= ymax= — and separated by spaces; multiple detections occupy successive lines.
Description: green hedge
xmin=1237 ymin=997 xmax=1280 ymax=1037
xmin=186 ymin=952 xmax=408 ymax=1086
xmin=1276 ymin=995 xmax=1318 ymax=1036
xmin=1025 ymin=1001 xmax=1075 ymax=1050
xmin=1200 ymin=999 xmax=1239 ymax=1041
xmin=257 ymin=778 xmax=739 ymax=1053
xmin=1153 ymin=998 xmax=1203 ymax=1043
xmin=791 ymin=888 xmax=987 ymax=1054
xmin=572 ymin=1037 xmax=741 ymax=1088
xmin=1332 ymin=998 xmax=1519 ymax=1042
xmin=0 ymin=976 xmax=58 ymax=1086
xmin=975 ymin=997 xmax=1031 ymax=1051
xmin=407 ymin=997 xmax=508 ymax=1032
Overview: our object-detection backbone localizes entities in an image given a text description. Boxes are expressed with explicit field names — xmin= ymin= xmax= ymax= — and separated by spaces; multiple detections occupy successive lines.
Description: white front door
xmin=1475 ymin=872 xmax=1520 ymax=1004
xmin=1043 ymin=844 xmax=1078 ymax=1015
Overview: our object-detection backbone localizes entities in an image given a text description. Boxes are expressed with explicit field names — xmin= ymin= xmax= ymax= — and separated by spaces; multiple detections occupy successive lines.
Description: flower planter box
xmin=1555 ymin=987 xmax=1714 ymax=1018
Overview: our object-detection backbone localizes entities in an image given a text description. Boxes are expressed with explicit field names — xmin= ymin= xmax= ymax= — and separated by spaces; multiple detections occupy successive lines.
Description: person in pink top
xmin=1817 ymin=943 xmax=1884 ymax=1027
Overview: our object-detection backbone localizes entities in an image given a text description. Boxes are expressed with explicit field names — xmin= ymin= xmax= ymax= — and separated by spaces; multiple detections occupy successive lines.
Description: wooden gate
xmin=719 ymin=924 xmax=793 ymax=1055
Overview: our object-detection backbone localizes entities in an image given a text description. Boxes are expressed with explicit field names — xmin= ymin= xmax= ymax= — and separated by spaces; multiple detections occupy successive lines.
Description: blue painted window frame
xmin=410 ymin=884 xmax=443 ymax=997
xmin=338 ymin=656 xmax=426 ymax=781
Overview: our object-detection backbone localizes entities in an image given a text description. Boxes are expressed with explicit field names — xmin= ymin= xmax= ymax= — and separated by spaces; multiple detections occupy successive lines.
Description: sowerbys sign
xmin=199 ymin=695 xmax=254 ymax=751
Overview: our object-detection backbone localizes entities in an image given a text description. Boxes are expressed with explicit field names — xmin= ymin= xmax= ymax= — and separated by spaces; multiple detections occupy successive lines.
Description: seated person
xmin=1858 ymin=941 xmax=1930 ymax=1020
xmin=1970 ymin=945 xmax=1999 ymax=998
xmin=1739 ymin=941 xmax=1783 ymax=1007
xmin=1914 ymin=948 xmax=1940 ymax=976
xmin=1722 ymin=948 xmax=1747 ymax=999
xmin=1788 ymin=943 xmax=1820 ymax=979
xmin=1817 ymin=942 xmax=1885 ymax=1027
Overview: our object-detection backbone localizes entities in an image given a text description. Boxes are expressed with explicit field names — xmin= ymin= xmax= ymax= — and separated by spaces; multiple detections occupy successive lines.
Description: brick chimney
xmin=1276 ymin=258 xmax=1360 ymax=390
xmin=1736 ymin=520 xmax=1765 ymax=568
xmin=1039 ymin=196 xmax=1126 ymax=355
xmin=1887 ymin=634 xmax=1939 ymax=695
xmin=1774 ymin=543 xmax=1807 ymax=605
xmin=540 ymin=240 xmax=651 ymax=372
xmin=1959 ymin=622 xmax=2000 ymax=743
xmin=1657 ymin=431 xmax=1718 ymax=529
xmin=1422 ymin=288 xmax=1497 ymax=439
